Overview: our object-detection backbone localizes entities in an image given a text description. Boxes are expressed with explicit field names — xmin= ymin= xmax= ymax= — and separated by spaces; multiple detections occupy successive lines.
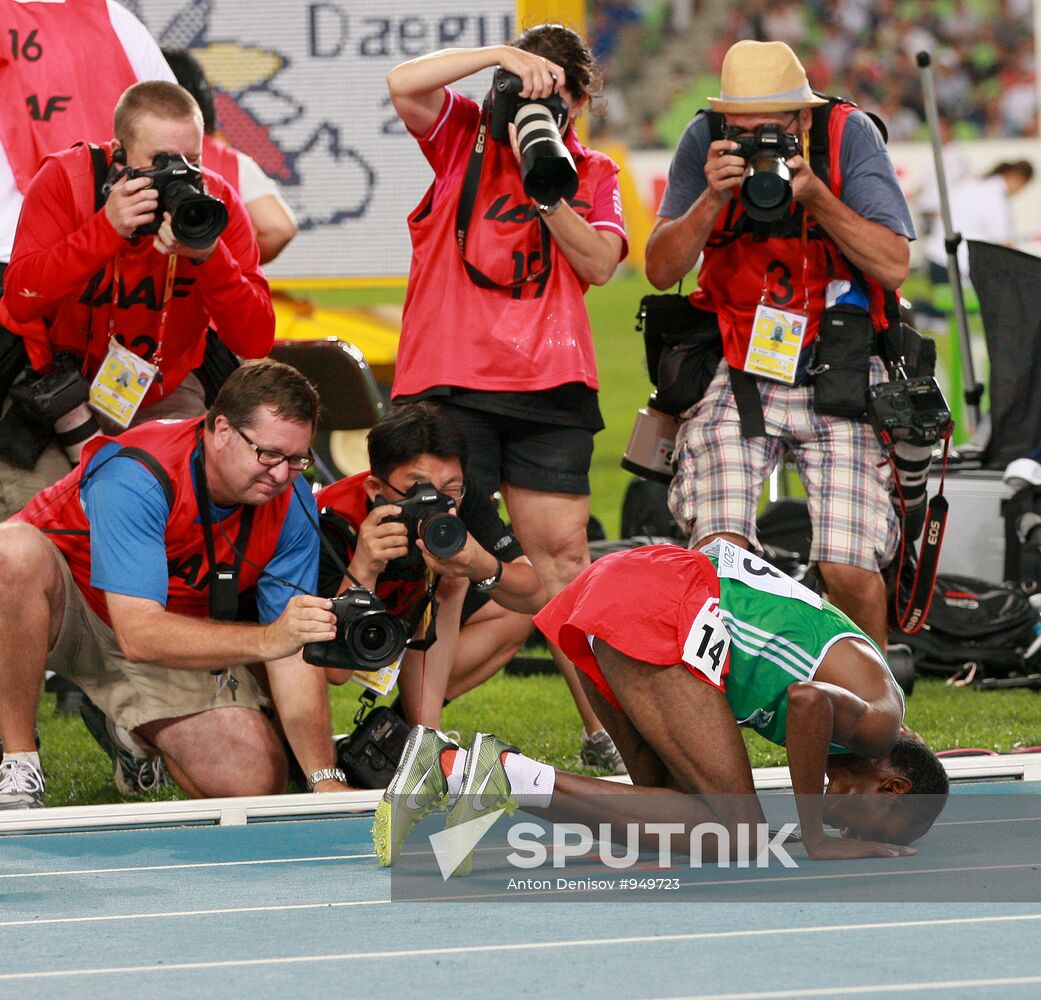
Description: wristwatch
xmin=474 ymin=557 xmax=504 ymax=594
xmin=307 ymin=767 xmax=347 ymax=790
xmin=535 ymin=200 xmax=560 ymax=216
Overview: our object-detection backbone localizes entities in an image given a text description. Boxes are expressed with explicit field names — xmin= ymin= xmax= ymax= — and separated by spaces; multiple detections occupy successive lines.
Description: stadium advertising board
xmin=130 ymin=0 xmax=516 ymax=281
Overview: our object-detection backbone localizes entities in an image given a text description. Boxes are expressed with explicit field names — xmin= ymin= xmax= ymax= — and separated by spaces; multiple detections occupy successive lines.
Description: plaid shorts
xmin=668 ymin=359 xmax=898 ymax=571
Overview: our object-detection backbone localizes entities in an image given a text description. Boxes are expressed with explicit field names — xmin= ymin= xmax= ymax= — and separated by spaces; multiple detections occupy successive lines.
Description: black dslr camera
xmin=9 ymin=351 xmax=89 ymax=424
xmin=119 ymin=152 xmax=228 ymax=249
xmin=867 ymin=376 xmax=952 ymax=447
xmin=303 ymin=587 xmax=410 ymax=670
xmin=487 ymin=68 xmax=578 ymax=207
xmin=725 ymin=123 xmax=802 ymax=223
xmin=374 ymin=481 xmax=467 ymax=559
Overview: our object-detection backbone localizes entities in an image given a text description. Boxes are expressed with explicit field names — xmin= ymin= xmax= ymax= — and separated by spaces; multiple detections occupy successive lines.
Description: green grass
xmin=309 ymin=267 xmax=656 ymax=538
xmin=34 ymin=674 xmax=1041 ymax=808
xmin=30 ymin=272 xmax=1036 ymax=808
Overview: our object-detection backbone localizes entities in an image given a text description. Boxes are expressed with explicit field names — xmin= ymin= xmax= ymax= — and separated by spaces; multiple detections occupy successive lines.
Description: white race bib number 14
xmin=682 ymin=597 xmax=730 ymax=687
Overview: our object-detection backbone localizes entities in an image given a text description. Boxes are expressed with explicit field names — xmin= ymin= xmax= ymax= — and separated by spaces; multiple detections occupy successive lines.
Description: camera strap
xmin=887 ymin=431 xmax=951 ymax=634
xmin=455 ymin=108 xmax=553 ymax=292
xmin=192 ymin=429 xmax=254 ymax=622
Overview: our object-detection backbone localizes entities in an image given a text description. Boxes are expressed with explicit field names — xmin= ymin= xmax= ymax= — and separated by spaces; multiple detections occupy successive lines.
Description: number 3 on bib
xmin=682 ymin=598 xmax=730 ymax=687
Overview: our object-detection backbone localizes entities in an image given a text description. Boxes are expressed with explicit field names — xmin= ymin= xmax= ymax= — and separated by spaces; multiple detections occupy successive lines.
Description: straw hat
xmin=708 ymin=40 xmax=827 ymax=113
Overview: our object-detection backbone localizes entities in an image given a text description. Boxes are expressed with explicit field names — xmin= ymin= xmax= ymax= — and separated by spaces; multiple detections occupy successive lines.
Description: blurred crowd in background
xmin=589 ymin=0 xmax=1037 ymax=147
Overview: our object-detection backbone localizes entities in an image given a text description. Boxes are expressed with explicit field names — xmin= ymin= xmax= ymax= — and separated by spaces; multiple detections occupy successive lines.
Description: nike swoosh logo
xmin=403 ymin=762 xmax=438 ymax=811
xmin=471 ymin=766 xmax=499 ymax=813
xmin=533 ymin=773 xmax=542 ymax=787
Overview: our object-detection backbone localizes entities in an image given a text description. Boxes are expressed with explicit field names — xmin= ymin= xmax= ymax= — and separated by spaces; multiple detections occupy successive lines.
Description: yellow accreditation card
xmin=742 ymin=303 xmax=808 ymax=385
xmin=88 ymin=337 xmax=157 ymax=429
xmin=350 ymin=653 xmax=404 ymax=697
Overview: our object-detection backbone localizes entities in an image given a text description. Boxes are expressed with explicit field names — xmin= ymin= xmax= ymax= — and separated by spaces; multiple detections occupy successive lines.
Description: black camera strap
xmin=192 ymin=428 xmax=254 ymax=622
xmin=455 ymin=107 xmax=553 ymax=292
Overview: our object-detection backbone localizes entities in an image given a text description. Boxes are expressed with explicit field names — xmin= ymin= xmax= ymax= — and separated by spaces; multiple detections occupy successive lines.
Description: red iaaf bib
xmin=393 ymin=102 xmax=618 ymax=396
xmin=0 ymin=0 xmax=136 ymax=193
xmin=693 ymin=103 xmax=889 ymax=369
xmin=17 ymin=419 xmax=292 ymax=626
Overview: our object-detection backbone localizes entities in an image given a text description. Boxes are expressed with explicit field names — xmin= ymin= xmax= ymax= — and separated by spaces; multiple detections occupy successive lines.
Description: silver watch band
xmin=474 ymin=557 xmax=503 ymax=593
xmin=307 ymin=767 xmax=347 ymax=789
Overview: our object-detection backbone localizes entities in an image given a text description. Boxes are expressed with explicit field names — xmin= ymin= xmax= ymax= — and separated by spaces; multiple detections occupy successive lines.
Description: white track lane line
xmin=641 ymin=975 xmax=1041 ymax=998
xmin=0 ymin=852 xmax=375 ymax=879
xmin=0 ymin=900 xmax=388 ymax=928
xmin=1 ymin=914 xmax=1040 ymax=981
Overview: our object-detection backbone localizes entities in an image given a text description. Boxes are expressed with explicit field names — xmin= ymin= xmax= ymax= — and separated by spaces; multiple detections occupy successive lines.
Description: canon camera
xmin=487 ymin=68 xmax=578 ymax=207
xmin=374 ymin=481 xmax=467 ymax=560
xmin=725 ymin=123 xmax=802 ymax=223
xmin=867 ymin=376 xmax=953 ymax=448
xmin=118 ymin=152 xmax=228 ymax=249
xmin=302 ymin=587 xmax=410 ymax=670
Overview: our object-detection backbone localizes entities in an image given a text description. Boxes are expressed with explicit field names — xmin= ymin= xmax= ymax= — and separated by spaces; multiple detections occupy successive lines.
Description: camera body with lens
xmin=118 ymin=152 xmax=229 ymax=249
xmin=867 ymin=375 xmax=952 ymax=447
xmin=374 ymin=482 xmax=468 ymax=560
xmin=486 ymin=68 xmax=578 ymax=207
xmin=303 ymin=587 xmax=410 ymax=670
xmin=725 ymin=123 xmax=802 ymax=223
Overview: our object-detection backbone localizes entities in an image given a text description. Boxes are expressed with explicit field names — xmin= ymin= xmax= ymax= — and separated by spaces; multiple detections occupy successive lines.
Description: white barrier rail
xmin=1 ymin=753 xmax=1038 ymax=835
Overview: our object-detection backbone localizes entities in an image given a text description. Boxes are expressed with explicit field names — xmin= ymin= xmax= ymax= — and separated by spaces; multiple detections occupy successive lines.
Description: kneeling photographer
xmin=0 ymin=80 xmax=274 ymax=520
xmin=313 ymin=403 xmax=544 ymax=729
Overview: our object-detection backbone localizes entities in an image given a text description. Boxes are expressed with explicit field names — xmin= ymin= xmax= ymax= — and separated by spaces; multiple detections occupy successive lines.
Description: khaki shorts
xmin=47 ymin=552 xmax=267 ymax=733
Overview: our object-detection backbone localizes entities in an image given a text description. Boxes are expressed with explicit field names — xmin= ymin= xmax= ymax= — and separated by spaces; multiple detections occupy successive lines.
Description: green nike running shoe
xmin=373 ymin=726 xmax=456 ymax=867
xmin=442 ymin=733 xmax=518 ymax=877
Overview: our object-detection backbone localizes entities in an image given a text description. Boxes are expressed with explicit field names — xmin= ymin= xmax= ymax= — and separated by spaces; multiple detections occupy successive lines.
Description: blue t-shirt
xmin=658 ymin=109 xmax=916 ymax=241
xmin=81 ymin=442 xmax=319 ymax=624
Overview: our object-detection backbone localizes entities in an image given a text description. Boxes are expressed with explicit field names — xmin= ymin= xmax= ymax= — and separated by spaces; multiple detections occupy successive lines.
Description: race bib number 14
xmin=682 ymin=597 xmax=730 ymax=687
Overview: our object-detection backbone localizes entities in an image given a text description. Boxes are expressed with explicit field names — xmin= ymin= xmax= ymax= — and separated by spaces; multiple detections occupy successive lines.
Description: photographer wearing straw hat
xmin=645 ymin=40 xmax=916 ymax=650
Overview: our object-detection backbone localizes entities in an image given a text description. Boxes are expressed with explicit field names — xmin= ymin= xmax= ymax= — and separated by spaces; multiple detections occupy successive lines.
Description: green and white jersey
xmin=702 ymin=539 xmax=892 ymax=746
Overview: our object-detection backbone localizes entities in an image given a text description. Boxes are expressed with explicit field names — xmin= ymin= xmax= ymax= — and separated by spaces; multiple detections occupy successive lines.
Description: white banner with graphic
xmin=129 ymin=0 xmax=515 ymax=280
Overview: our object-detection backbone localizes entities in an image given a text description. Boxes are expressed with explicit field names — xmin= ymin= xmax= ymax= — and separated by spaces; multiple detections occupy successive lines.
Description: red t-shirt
xmin=0 ymin=0 xmax=137 ymax=195
xmin=0 ymin=141 xmax=273 ymax=401
xmin=392 ymin=89 xmax=627 ymax=398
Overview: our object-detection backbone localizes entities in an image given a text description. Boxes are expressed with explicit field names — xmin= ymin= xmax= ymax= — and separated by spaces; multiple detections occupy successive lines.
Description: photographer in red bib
xmin=0 ymin=361 xmax=347 ymax=810
xmin=0 ymin=79 xmax=274 ymax=519
xmin=645 ymin=41 xmax=917 ymax=650
xmin=386 ymin=25 xmax=629 ymax=769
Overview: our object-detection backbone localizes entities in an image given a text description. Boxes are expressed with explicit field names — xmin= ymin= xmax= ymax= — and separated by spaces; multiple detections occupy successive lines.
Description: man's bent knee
xmin=144 ymin=708 xmax=288 ymax=798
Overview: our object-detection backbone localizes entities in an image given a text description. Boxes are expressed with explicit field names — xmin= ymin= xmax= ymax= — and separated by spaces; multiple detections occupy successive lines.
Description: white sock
xmin=502 ymin=751 xmax=555 ymax=809
xmin=2 ymin=751 xmax=41 ymax=769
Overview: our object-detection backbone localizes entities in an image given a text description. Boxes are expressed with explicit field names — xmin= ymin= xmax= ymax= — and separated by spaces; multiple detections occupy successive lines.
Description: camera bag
xmin=335 ymin=693 xmax=411 ymax=789
xmin=637 ymin=294 xmax=723 ymax=416
xmin=810 ymin=303 xmax=874 ymax=418
xmin=892 ymin=573 xmax=1038 ymax=684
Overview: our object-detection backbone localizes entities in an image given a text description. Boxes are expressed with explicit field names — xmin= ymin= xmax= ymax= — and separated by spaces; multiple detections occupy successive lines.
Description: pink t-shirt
xmin=392 ymin=89 xmax=626 ymax=398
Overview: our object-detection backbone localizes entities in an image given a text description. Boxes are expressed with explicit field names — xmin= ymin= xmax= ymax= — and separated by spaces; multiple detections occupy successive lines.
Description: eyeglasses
xmin=233 ymin=425 xmax=313 ymax=471
xmin=383 ymin=477 xmax=466 ymax=501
